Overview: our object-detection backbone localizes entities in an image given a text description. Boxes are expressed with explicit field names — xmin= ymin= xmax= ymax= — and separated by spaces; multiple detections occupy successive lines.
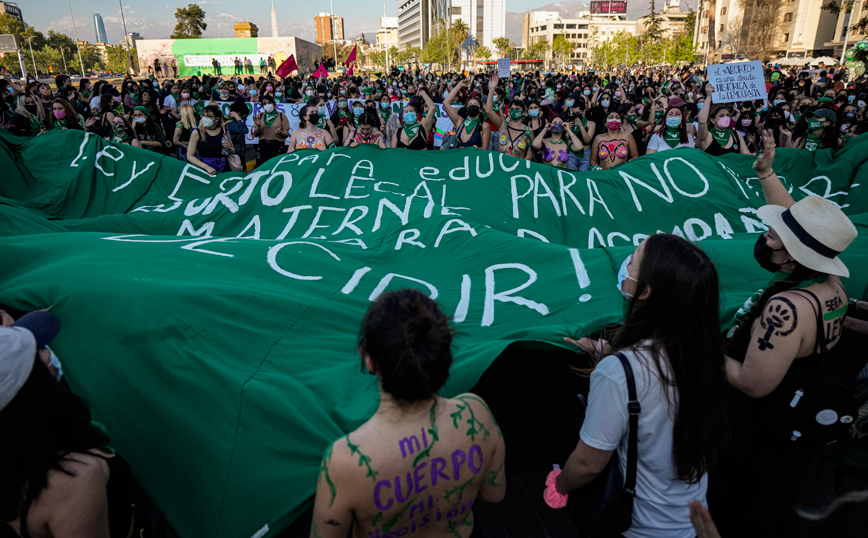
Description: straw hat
xmin=757 ymin=196 xmax=857 ymax=277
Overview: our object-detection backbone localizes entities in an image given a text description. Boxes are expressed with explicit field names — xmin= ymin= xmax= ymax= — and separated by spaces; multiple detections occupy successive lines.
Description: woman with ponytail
xmin=710 ymin=130 xmax=859 ymax=537
xmin=309 ymin=289 xmax=505 ymax=538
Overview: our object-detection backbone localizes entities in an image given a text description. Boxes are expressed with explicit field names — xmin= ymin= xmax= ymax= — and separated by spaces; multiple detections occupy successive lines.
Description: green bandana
xmin=263 ymin=111 xmax=278 ymax=128
xmin=129 ymin=93 xmax=139 ymax=103
xmin=192 ymin=92 xmax=200 ymax=99
xmin=403 ymin=120 xmax=420 ymax=141
xmin=711 ymin=127 xmax=731 ymax=147
xmin=663 ymin=127 xmax=682 ymax=148
xmin=805 ymin=132 xmax=822 ymax=152
xmin=655 ymin=110 xmax=664 ymax=120
xmin=626 ymin=114 xmax=637 ymax=124
xmin=463 ymin=116 xmax=480 ymax=135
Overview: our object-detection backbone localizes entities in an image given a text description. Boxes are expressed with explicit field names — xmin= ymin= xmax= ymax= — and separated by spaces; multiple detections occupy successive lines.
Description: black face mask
xmin=307 ymin=113 xmax=320 ymax=125
xmin=753 ymin=234 xmax=787 ymax=273
xmin=466 ymin=105 xmax=480 ymax=117
xmin=24 ymin=104 xmax=37 ymax=114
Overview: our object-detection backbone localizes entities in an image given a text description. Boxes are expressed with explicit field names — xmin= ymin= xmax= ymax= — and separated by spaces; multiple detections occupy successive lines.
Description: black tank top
xmin=396 ymin=126 xmax=428 ymax=150
xmin=459 ymin=121 xmax=483 ymax=148
xmin=198 ymin=130 xmax=224 ymax=158
xmin=705 ymin=133 xmax=740 ymax=156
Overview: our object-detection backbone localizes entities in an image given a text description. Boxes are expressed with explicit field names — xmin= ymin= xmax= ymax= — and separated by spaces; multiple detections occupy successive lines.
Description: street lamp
xmin=118 ymin=0 xmax=135 ymax=74
xmin=27 ymin=36 xmax=36 ymax=77
xmin=66 ymin=0 xmax=87 ymax=75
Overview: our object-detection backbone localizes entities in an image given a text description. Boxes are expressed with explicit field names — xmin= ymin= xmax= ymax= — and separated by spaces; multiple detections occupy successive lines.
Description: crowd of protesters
xmin=1 ymin=61 xmax=866 ymax=175
xmin=1 ymin=62 xmax=867 ymax=538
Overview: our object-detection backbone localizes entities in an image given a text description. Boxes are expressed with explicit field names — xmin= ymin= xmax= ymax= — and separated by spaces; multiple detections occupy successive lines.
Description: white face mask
xmin=263 ymin=104 xmax=275 ymax=113
xmin=202 ymin=117 xmax=214 ymax=128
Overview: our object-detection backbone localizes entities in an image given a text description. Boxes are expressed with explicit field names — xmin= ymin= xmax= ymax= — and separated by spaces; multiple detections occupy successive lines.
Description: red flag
xmin=311 ymin=63 xmax=329 ymax=78
xmin=346 ymin=65 xmax=353 ymax=76
xmin=345 ymin=45 xmax=357 ymax=66
xmin=275 ymin=54 xmax=297 ymax=78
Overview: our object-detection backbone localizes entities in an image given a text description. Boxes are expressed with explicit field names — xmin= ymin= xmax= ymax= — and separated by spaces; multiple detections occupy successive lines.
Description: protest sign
xmin=1 ymin=130 xmax=866 ymax=537
xmin=497 ymin=58 xmax=511 ymax=78
xmin=708 ymin=60 xmax=768 ymax=103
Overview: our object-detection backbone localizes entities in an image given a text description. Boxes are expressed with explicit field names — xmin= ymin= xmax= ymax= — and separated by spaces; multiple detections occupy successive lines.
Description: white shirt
xmin=646 ymin=132 xmax=696 ymax=152
xmin=162 ymin=94 xmax=177 ymax=111
xmin=580 ymin=345 xmax=707 ymax=538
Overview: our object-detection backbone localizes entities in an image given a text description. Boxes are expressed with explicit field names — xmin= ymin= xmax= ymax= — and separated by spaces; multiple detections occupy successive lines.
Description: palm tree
xmin=451 ymin=19 xmax=471 ymax=70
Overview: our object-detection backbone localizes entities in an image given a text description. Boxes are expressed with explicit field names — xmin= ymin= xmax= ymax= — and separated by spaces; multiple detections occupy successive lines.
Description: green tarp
xmin=0 ymin=129 xmax=866 ymax=537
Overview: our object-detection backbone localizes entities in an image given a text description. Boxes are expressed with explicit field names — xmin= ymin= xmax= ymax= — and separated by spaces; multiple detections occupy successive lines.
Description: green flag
xmin=0 ymin=129 xmax=866 ymax=537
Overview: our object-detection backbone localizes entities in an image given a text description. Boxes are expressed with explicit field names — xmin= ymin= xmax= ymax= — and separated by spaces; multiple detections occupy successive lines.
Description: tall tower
xmin=271 ymin=0 xmax=279 ymax=37
xmin=93 ymin=13 xmax=108 ymax=43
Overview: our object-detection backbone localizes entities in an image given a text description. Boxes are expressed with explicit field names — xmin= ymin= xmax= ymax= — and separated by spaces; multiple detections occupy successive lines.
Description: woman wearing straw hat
xmin=710 ymin=130 xmax=859 ymax=537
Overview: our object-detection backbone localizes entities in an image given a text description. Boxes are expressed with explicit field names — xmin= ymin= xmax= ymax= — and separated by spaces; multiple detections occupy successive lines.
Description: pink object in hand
xmin=544 ymin=469 xmax=568 ymax=509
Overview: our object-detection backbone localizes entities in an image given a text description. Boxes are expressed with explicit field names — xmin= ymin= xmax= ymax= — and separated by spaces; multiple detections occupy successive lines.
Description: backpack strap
xmin=614 ymin=352 xmax=640 ymax=496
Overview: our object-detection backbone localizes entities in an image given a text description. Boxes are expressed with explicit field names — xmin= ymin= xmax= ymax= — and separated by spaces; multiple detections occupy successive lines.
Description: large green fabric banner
xmin=0 ymin=130 xmax=866 ymax=537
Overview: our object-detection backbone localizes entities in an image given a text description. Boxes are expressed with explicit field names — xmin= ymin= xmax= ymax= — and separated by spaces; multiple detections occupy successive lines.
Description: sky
xmin=26 ymin=0 xmax=553 ymax=45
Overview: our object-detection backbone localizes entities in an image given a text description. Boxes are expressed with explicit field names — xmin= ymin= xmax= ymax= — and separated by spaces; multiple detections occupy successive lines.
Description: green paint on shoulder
xmin=346 ymin=433 xmax=379 ymax=482
xmin=450 ymin=398 xmax=489 ymax=442
xmin=411 ymin=401 xmax=440 ymax=467
xmin=319 ymin=441 xmax=338 ymax=508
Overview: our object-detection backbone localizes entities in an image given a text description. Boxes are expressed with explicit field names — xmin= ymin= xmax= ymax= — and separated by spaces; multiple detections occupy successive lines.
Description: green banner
xmin=1 ymin=130 xmax=866 ymax=537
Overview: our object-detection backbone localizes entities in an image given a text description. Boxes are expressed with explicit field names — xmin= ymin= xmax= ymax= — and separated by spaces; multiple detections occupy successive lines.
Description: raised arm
xmin=443 ymin=80 xmax=468 ymax=127
xmin=752 ymin=129 xmax=795 ymax=208
xmin=485 ymin=72 xmax=504 ymax=130
xmin=565 ymin=122 xmax=584 ymax=153
xmin=532 ymin=121 xmax=550 ymax=150
xmin=418 ymin=87 xmax=438 ymax=132
xmin=697 ymin=83 xmax=714 ymax=144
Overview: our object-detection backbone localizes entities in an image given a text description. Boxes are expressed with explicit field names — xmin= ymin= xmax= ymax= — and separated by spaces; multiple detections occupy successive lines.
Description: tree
xmin=683 ymin=9 xmax=696 ymax=41
xmin=551 ymin=34 xmax=573 ymax=68
xmin=524 ymin=39 xmax=549 ymax=61
xmin=740 ymin=0 xmax=785 ymax=62
xmin=106 ymin=46 xmax=138 ymax=74
xmin=492 ymin=37 xmax=511 ymax=60
xmin=644 ymin=0 xmax=664 ymax=42
xmin=171 ymin=4 xmax=207 ymax=39
xmin=474 ymin=45 xmax=492 ymax=63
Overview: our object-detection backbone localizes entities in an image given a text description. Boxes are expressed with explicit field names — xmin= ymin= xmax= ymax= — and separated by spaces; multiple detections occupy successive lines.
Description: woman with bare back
xmin=310 ymin=289 xmax=506 ymax=538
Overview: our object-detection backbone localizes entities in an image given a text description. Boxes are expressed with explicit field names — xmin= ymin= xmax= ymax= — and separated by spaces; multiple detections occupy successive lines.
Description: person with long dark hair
xmin=187 ymin=104 xmax=234 ymax=175
xmin=555 ymin=233 xmax=730 ymax=536
xmin=710 ymin=130 xmax=859 ymax=537
xmin=646 ymin=105 xmax=695 ymax=153
xmin=130 ymin=106 xmax=165 ymax=152
xmin=791 ymin=108 xmax=840 ymax=151
xmin=343 ymin=112 xmax=387 ymax=148
xmin=287 ymin=103 xmax=333 ymax=152
xmin=252 ymin=94 xmax=288 ymax=165
xmin=0 ymin=314 xmax=134 ymax=537
xmin=309 ymin=289 xmax=505 ymax=538
xmin=697 ymin=84 xmax=750 ymax=156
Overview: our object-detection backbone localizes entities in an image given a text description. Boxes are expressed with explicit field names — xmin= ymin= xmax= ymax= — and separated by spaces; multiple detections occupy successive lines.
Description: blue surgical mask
xmin=249 ymin=89 xmax=257 ymax=96
xmin=566 ymin=100 xmax=574 ymax=107
xmin=616 ymin=254 xmax=637 ymax=300
xmin=848 ymin=95 xmax=855 ymax=102
xmin=318 ymin=106 xmax=327 ymax=115
xmin=774 ymin=99 xmax=785 ymax=106
xmin=697 ymin=102 xmax=704 ymax=110
xmin=380 ymin=102 xmax=389 ymax=109
xmin=353 ymin=107 xmax=364 ymax=116
xmin=403 ymin=112 xmax=417 ymax=123
xmin=529 ymin=109 xmax=540 ymax=117
xmin=583 ymin=89 xmax=591 ymax=96
xmin=665 ymin=117 xmax=681 ymax=128
xmin=339 ymin=101 xmax=347 ymax=109
xmin=340 ymin=90 xmax=346 ymax=95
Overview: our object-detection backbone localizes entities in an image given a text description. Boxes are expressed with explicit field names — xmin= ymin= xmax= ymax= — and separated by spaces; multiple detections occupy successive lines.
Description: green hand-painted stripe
xmin=346 ymin=434 xmax=379 ymax=482
xmin=382 ymin=497 xmax=416 ymax=533
xmin=412 ymin=402 xmax=440 ymax=467
xmin=488 ymin=462 xmax=504 ymax=487
xmin=319 ymin=442 xmax=338 ymax=508
xmin=824 ymin=304 xmax=848 ymax=321
xmin=444 ymin=476 xmax=475 ymax=502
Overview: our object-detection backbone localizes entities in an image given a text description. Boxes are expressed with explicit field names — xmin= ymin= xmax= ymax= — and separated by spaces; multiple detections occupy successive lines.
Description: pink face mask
xmin=606 ymin=119 xmax=622 ymax=131
xmin=266 ymin=86 xmax=273 ymax=92
xmin=615 ymin=91 xmax=622 ymax=98
xmin=53 ymin=109 xmax=66 ymax=120
xmin=716 ymin=116 xmax=731 ymax=129
xmin=387 ymin=88 xmax=393 ymax=94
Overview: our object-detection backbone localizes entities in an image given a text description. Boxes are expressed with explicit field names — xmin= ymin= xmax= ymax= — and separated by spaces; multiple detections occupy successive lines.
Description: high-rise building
xmin=0 ymin=2 xmax=23 ymax=22
xmin=446 ymin=0 xmax=506 ymax=51
xmin=397 ymin=0 xmax=450 ymax=50
xmin=93 ymin=13 xmax=108 ymax=44
xmin=523 ymin=9 xmax=638 ymax=65
xmin=376 ymin=17 xmax=399 ymax=50
xmin=315 ymin=13 xmax=345 ymax=45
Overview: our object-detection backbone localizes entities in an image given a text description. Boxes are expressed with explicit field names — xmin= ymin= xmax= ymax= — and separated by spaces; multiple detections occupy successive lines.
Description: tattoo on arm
xmin=757 ymin=297 xmax=798 ymax=351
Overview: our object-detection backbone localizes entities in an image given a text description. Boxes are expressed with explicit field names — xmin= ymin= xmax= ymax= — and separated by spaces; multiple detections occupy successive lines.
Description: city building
xmin=446 ymin=0 xmax=506 ymax=51
xmin=396 ymin=0 xmax=449 ymax=50
xmin=824 ymin=0 xmax=865 ymax=60
xmin=93 ymin=13 xmax=108 ymax=44
xmin=523 ymin=9 xmax=638 ymax=64
xmin=0 ymin=2 xmax=22 ymax=22
xmin=315 ymin=13 xmax=345 ymax=45
xmin=124 ymin=33 xmax=141 ymax=50
xmin=376 ymin=17 xmax=399 ymax=50
xmin=234 ymin=22 xmax=259 ymax=38
xmin=636 ymin=0 xmax=691 ymax=38
xmin=694 ymin=0 xmax=837 ymax=63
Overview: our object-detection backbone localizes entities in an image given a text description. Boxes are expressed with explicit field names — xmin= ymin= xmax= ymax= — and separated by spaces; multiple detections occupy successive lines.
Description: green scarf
xmin=111 ymin=132 xmax=131 ymax=144
xmin=403 ymin=121 xmax=420 ymax=141
xmin=129 ymin=93 xmax=139 ymax=103
xmin=28 ymin=117 xmax=41 ymax=136
xmin=463 ymin=116 xmax=480 ymax=135
xmin=663 ymin=127 xmax=681 ymax=148
xmin=711 ymin=127 xmax=731 ymax=147
xmin=192 ymin=92 xmax=200 ymax=99
xmin=571 ymin=117 xmax=588 ymax=135
xmin=316 ymin=117 xmax=326 ymax=129
xmin=804 ymin=132 xmax=822 ymax=152
xmin=263 ymin=111 xmax=278 ymax=128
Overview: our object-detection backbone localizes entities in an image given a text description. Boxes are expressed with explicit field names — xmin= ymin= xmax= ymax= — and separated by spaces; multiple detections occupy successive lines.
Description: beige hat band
xmin=781 ymin=207 xmax=841 ymax=260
